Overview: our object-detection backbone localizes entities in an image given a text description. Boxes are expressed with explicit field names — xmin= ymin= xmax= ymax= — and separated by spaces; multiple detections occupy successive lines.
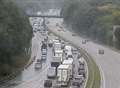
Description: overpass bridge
xmin=27 ymin=14 xmax=63 ymax=18
xmin=28 ymin=14 xmax=64 ymax=31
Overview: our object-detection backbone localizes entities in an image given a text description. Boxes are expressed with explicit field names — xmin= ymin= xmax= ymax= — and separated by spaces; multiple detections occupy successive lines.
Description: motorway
xmin=0 ymin=17 xmax=88 ymax=88
xmin=47 ymin=18 xmax=120 ymax=88
xmin=1 ymin=17 xmax=120 ymax=88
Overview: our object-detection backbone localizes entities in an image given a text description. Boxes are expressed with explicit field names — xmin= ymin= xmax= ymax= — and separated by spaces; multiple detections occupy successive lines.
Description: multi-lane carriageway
xmin=47 ymin=18 xmax=120 ymax=88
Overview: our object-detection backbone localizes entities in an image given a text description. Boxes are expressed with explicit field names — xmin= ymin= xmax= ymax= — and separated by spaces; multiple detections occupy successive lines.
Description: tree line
xmin=0 ymin=0 xmax=33 ymax=77
xmin=61 ymin=0 xmax=120 ymax=49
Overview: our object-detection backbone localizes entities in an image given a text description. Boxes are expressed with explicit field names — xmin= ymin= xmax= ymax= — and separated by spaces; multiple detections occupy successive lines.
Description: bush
xmin=0 ymin=0 xmax=33 ymax=77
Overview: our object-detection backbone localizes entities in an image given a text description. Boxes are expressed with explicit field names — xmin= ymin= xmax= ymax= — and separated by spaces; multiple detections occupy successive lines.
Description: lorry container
xmin=62 ymin=59 xmax=73 ymax=78
xmin=47 ymin=67 xmax=56 ymax=78
xmin=54 ymin=50 xmax=63 ymax=62
xmin=53 ymin=42 xmax=61 ymax=50
xmin=41 ymin=49 xmax=47 ymax=60
xmin=41 ymin=54 xmax=47 ymax=60
xmin=57 ymin=65 xmax=70 ymax=86
xmin=41 ymin=49 xmax=47 ymax=55
xmin=53 ymin=39 xmax=60 ymax=44
xmin=51 ymin=56 xmax=61 ymax=67
xmin=54 ymin=50 xmax=63 ymax=56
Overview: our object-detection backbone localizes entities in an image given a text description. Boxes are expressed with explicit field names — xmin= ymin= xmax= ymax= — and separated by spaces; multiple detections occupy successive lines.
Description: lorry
xmin=54 ymin=50 xmax=63 ymax=56
xmin=41 ymin=48 xmax=47 ymax=60
xmin=53 ymin=42 xmax=61 ymax=50
xmin=54 ymin=50 xmax=63 ymax=62
xmin=57 ymin=65 xmax=70 ymax=86
xmin=62 ymin=59 xmax=73 ymax=78
xmin=98 ymin=49 xmax=104 ymax=54
xmin=52 ymin=39 xmax=60 ymax=44
xmin=64 ymin=45 xmax=72 ymax=54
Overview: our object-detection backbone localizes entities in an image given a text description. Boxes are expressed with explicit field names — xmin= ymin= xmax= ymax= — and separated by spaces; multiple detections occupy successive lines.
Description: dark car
xmin=72 ymin=33 xmax=77 ymax=36
xmin=82 ymin=40 xmax=86 ymax=44
xmin=98 ymin=49 xmax=104 ymax=54
xmin=44 ymin=80 xmax=52 ymax=87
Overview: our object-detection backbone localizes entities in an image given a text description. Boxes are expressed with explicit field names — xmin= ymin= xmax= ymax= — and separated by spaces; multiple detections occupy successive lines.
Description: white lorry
xmin=54 ymin=50 xmax=63 ymax=62
xmin=62 ymin=59 xmax=73 ymax=78
xmin=41 ymin=49 xmax=47 ymax=60
xmin=65 ymin=45 xmax=72 ymax=53
xmin=53 ymin=42 xmax=61 ymax=50
xmin=57 ymin=65 xmax=70 ymax=86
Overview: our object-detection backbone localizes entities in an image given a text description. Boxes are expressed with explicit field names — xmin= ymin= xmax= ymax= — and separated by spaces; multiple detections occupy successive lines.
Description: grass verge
xmin=81 ymin=49 xmax=101 ymax=88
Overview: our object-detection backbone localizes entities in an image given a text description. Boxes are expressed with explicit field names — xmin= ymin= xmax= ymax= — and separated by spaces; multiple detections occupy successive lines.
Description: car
xmin=56 ymin=23 xmax=59 ymax=26
xmin=77 ymin=53 xmax=82 ymax=59
xmin=61 ymin=42 xmax=65 ymax=49
xmin=71 ymin=75 xmax=84 ymax=87
xmin=35 ymin=62 xmax=42 ymax=69
xmin=58 ymin=29 xmax=61 ymax=31
xmin=44 ymin=80 xmax=52 ymax=87
xmin=33 ymin=30 xmax=37 ymax=33
xmin=82 ymin=40 xmax=86 ymax=44
xmin=36 ymin=59 xmax=41 ymax=63
xmin=98 ymin=49 xmax=104 ymax=54
xmin=48 ymin=40 xmax=53 ymax=47
xmin=46 ymin=21 xmax=49 ymax=24
xmin=71 ymin=80 xmax=81 ymax=87
xmin=72 ymin=48 xmax=78 ymax=54
xmin=72 ymin=33 xmax=77 ymax=36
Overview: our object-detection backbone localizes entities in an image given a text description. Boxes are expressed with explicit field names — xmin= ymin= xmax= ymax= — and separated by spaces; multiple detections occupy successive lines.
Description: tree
xmin=0 ymin=0 xmax=33 ymax=77
xmin=62 ymin=0 xmax=120 ymax=49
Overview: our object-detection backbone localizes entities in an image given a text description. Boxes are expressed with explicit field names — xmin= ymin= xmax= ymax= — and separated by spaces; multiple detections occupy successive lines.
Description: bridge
xmin=27 ymin=14 xmax=63 ymax=18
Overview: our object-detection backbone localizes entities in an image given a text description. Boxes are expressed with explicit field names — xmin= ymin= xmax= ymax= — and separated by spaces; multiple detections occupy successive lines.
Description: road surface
xmin=47 ymin=18 xmax=120 ymax=88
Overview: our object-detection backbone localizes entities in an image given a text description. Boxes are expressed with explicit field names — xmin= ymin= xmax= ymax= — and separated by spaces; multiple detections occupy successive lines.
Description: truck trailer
xmin=57 ymin=65 xmax=70 ymax=86
xmin=62 ymin=59 xmax=73 ymax=78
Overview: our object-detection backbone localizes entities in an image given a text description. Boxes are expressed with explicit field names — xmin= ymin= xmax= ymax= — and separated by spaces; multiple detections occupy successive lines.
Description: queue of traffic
xmin=30 ymin=17 xmax=88 ymax=88
xmin=42 ymin=32 xmax=87 ymax=88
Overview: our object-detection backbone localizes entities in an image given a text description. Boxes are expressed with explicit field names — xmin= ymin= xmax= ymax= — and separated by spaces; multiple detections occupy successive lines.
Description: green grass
xmin=80 ymin=49 xmax=101 ymax=88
